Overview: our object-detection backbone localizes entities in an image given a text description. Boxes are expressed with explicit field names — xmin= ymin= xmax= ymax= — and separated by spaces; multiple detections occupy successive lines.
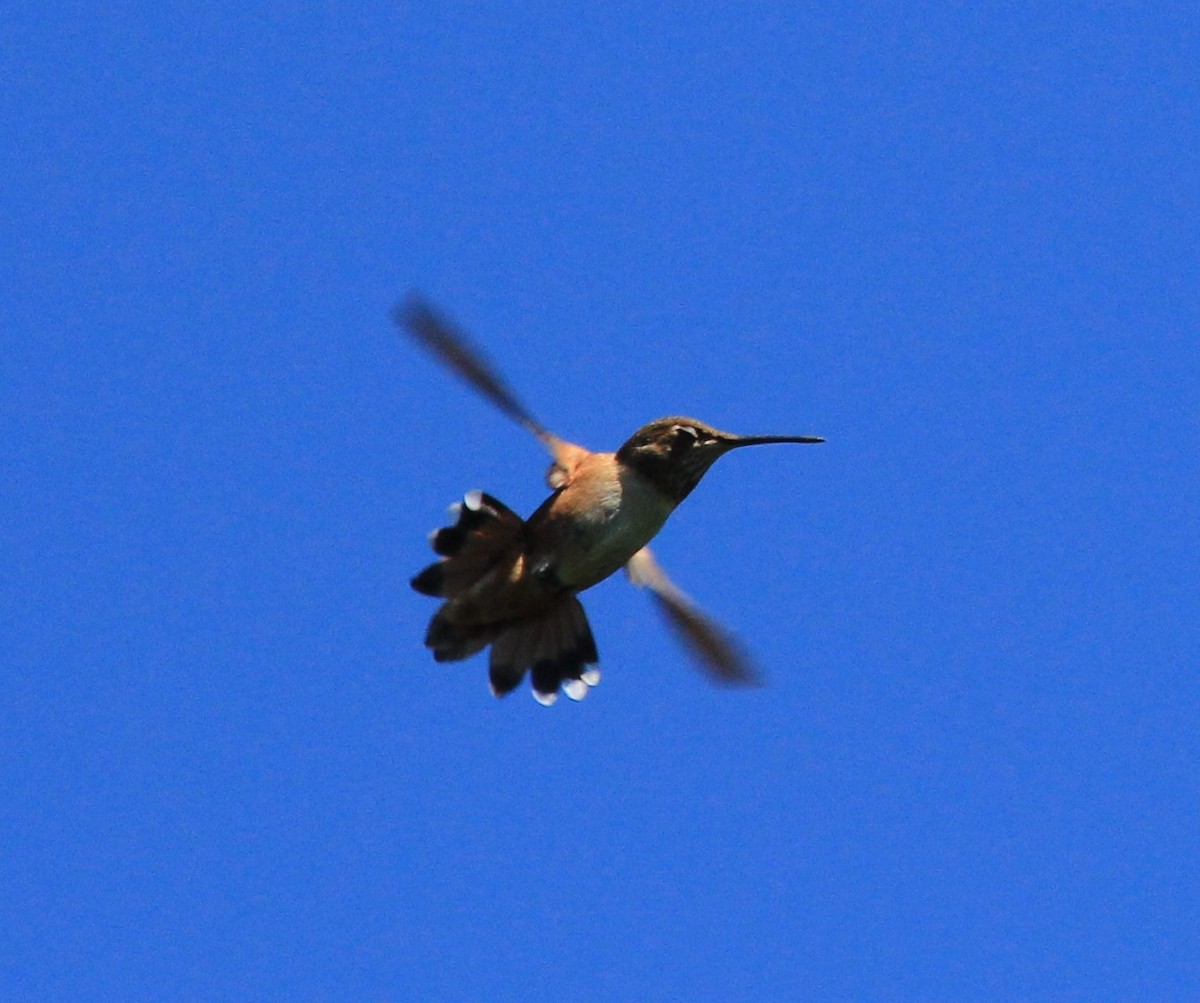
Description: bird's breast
xmin=528 ymin=456 xmax=675 ymax=590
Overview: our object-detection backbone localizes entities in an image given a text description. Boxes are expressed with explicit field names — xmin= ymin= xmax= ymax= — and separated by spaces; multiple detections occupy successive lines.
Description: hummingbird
xmin=397 ymin=295 xmax=824 ymax=705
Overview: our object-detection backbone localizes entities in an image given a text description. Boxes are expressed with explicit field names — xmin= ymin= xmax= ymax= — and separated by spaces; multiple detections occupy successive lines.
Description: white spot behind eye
xmin=672 ymin=424 xmax=699 ymax=439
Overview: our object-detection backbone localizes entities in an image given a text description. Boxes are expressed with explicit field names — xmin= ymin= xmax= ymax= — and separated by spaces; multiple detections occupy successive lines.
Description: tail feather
xmin=411 ymin=490 xmax=524 ymax=599
xmin=424 ymin=613 xmax=497 ymax=662
xmin=490 ymin=597 xmax=600 ymax=704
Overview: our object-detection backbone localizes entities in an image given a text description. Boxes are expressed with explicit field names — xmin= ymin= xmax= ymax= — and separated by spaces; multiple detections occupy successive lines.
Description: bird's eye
xmin=668 ymin=425 xmax=699 ymax=453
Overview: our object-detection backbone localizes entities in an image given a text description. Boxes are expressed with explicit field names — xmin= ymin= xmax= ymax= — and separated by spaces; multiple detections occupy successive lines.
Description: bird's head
xmin=615 ymin=417 xmax=824 ymax=503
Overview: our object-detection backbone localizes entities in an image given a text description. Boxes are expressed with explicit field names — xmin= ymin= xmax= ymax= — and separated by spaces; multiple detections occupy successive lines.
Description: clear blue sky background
xmin=3 ymin=5 xmax=1197 ymax=1001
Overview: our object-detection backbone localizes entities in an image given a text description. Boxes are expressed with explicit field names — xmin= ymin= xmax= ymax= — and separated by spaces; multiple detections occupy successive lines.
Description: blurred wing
xmin=626 ymin=547 xmax=761 ymax=686
xmin=394 ymin=293 xmax=588 ymax=488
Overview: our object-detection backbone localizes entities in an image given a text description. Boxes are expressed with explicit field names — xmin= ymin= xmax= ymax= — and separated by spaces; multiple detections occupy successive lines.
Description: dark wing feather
xmin=626 ymin=547 xmax=760 ymax=686
xmin=393 ymin=294 xmax=591 ymax=488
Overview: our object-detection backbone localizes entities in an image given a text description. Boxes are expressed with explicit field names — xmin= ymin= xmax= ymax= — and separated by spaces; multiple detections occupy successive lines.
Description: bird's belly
xmin=541 ymin=474 xmax=674 ymax=590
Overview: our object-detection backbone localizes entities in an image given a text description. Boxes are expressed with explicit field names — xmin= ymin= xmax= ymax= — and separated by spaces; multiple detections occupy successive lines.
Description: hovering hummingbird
xmin=397 ymin=295 xmax=824 ymax=705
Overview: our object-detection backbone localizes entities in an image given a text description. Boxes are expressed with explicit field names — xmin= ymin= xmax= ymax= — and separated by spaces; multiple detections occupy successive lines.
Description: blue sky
xmin=3 ymin=4 xmax=1198 ymax=1000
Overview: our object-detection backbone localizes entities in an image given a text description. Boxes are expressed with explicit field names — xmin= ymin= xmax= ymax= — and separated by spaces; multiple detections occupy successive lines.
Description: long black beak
xmin=724 ymin=434 xmax=825 ymax=447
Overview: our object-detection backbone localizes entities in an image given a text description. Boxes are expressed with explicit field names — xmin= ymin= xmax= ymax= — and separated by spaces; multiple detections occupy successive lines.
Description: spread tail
xmin=412 ymin=490 xmax=600 ymax=703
